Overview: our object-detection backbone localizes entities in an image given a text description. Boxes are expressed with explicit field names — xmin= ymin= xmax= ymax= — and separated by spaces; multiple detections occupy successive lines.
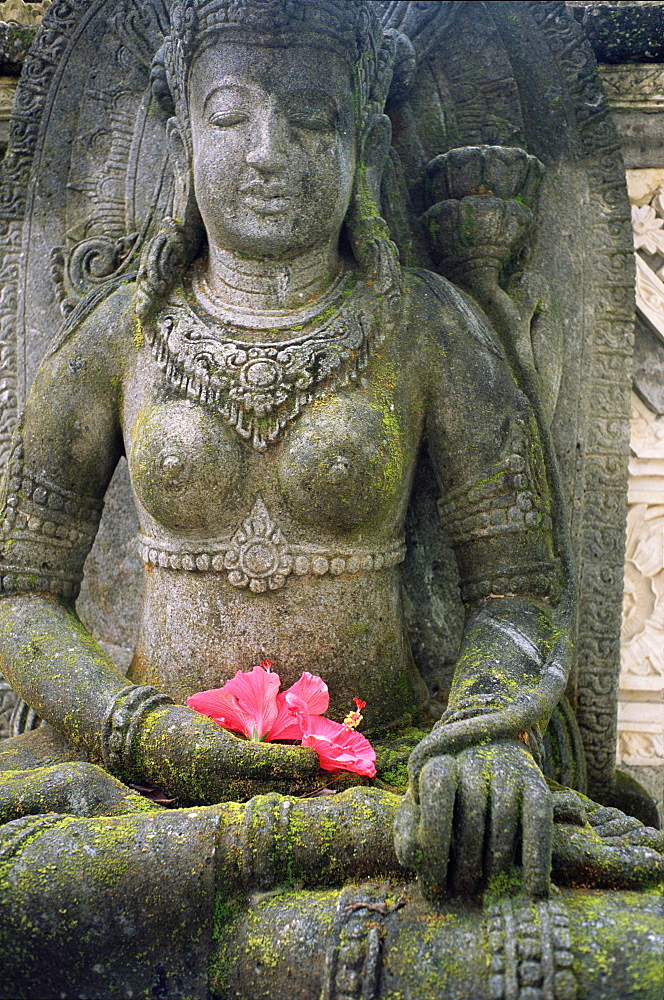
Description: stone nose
xmin=245 ymin=114 xmax=289 ymax=174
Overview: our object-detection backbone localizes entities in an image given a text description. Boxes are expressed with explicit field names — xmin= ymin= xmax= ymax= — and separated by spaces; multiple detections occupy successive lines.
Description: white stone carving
xmin=618 ymin=174 xmax=664 ymax=771
xmin=626 ymin=169 xmax=664 ymax=209
xmin=0 ymin=77 xmax=17 ymax=121
xmin=0 ymin=0 xmax=50 ymax=26
xmin=635 ymin=254 xmax=664 ymax=338
xmin=633 ymin=204 xmax=664 ymax=257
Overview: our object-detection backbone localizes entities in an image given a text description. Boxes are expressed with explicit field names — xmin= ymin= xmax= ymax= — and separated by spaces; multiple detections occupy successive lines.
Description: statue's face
xmin=188 ymin=41 xmax=358 ymax=260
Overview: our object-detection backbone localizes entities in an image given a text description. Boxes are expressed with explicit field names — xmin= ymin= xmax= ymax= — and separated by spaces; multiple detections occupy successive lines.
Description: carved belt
xmin=137 ymin=496 xmax=406 ymax=594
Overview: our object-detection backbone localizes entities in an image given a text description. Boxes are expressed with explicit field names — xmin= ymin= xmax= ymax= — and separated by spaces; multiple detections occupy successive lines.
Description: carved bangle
xmin=101 ymin=685 xmax=174 ymax=782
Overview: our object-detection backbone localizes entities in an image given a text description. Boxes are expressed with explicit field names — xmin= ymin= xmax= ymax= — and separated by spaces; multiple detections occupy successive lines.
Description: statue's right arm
xmin=0 ymin=288 xmax=317 ymax=800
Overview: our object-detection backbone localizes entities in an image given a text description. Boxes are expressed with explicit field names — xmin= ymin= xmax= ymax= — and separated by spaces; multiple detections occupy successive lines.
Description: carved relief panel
xmin=619 ymin=170 xmax=664 ymax=799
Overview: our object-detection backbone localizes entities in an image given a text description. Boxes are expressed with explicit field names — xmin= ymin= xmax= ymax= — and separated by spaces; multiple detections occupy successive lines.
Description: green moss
xmin=369 ymin=363 xmax=406 ymax=510
xmin=563 ymin=891 xmax=664 ymax=998
xmin=133 ymin=314 xmax=144 ymax=350
xmin=483 ymin=865 xmax=523 ymax=900
xmin=378 ymin=763 xmax=409 ymax=790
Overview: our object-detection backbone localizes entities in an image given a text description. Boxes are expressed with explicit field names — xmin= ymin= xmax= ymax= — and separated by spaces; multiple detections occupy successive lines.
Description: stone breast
xmin=128 ymin=392 xmax=403 ymax=537
xmin=277 ymin=393 xmax=403 ymax=532
xmin=128 ymin=400 xmax=244 ymax=534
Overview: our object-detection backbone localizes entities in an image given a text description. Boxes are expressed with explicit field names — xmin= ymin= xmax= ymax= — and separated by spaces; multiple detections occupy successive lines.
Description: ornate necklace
xmin=145 ymin=271 xmax=384 ymax=452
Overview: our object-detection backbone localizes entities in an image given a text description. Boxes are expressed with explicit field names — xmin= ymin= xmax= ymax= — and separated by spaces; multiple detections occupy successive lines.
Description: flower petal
xmin=299 ymin=714 xmax=376 ymax=778
xmin=267 ymin=672 xmax=329 ymax=740
xmin=187 ymin=665 xmax=281 ymax=740
xmin=286 ymin=672 xmax=330 ymax=715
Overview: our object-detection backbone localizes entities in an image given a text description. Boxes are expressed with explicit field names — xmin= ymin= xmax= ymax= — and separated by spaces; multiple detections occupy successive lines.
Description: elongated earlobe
xmin=345 ymin=113 xmax=400 ymax=292
xmin=166 ymin=117 xmax=193 ymax=224
xmin=360 ymin=114 xmax=393 ymax=206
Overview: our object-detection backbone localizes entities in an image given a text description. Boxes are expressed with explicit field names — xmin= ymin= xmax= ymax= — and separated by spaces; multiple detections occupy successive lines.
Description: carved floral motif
xmin=619 ymin=171 xmax=664 ymax=771
xmin=632 ymin=204 xmax=664 ymax=257
xmin=224 ymin=498 xmax=293 ymax=593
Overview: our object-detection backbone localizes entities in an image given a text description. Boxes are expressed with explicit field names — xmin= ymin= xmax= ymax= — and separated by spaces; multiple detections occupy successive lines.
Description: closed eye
xmin=288 ymin=114 xmax=335 ymax=133
xmin=209 ymin=111 xmax=250 ymax=128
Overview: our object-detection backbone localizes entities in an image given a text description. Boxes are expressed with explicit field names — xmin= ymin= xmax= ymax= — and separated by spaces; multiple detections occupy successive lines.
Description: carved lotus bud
xmin=421 ymin=147 xmax=544 ymax=278
xmin=423 ymin=195 xmax=534 ymax=276
xmin=424 ymin=145 xmax=544 ymax=207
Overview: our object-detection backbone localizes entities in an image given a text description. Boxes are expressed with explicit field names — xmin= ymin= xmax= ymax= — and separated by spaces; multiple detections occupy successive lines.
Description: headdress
xmin=155 ymin=0 xmax=394 ymax=134
xmin=139 ymin=0 xmax=403 ymax=323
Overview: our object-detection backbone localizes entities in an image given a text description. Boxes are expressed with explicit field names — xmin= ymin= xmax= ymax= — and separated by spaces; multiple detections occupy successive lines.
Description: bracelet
xmin=101 ymin=685 xmax=174 ymax=782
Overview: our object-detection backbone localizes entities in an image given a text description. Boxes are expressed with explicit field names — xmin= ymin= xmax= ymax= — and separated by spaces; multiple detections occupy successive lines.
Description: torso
xmin=121 ymin=270 xmax=428 ymax=726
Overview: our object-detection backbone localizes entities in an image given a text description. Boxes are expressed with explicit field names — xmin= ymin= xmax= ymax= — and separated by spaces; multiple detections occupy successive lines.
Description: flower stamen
xmin=343 ymin=698 xmax=367 ymax=730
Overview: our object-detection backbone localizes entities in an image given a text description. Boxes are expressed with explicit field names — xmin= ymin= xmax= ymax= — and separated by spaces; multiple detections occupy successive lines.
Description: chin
xmin=223 ymin=228 xmax=322 ymax=261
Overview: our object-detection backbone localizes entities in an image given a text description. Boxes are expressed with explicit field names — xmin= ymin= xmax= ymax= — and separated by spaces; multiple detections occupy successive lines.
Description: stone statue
xmin=0 ymin=2 xmax=661 ymax=997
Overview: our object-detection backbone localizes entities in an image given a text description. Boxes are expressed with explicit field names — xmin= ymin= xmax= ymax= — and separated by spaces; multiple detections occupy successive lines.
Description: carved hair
xmin=136 ymin=0 xmax=402 ymax=321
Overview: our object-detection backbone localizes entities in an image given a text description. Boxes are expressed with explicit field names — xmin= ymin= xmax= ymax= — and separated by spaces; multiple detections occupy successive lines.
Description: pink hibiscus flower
xmin=186 ymin=661 xmax=329 ymax=743
xmin=187 ymin=661 xmax=375 ymax=777
xmin=187 ymin=663 xmax=281 ymax=742
xmin=285 ymin=693 xmax=377 ymax=778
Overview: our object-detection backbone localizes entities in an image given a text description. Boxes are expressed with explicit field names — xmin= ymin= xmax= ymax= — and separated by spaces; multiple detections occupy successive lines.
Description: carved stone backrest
xmin=0 ymin=0 xmax=634 ymax=798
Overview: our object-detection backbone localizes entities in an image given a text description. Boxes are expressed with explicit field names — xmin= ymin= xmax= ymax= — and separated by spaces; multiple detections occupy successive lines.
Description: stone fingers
xmin=486 ymin=763 xmax=521 ymax=881
xmin=449 ymin=753 xmax=489 ymax=896
xmin=520 ymin=768 xmax=553 ymax=897
xmin=406 ymin=728 xmax=445 ymax=791
xmin=393 ymin=789 xmax=422 ymax=870
xmin=418 ymin=756 xmax=457 ymax=900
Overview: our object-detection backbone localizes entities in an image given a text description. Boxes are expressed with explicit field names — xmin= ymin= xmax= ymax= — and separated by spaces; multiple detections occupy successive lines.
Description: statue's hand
xmin=551 ymin=791 xmax=664 ymax=890
xmin=135 ymin=704 xmax=320 ymax=805
xmin=394 ymin=739 xmax=552 ymax=900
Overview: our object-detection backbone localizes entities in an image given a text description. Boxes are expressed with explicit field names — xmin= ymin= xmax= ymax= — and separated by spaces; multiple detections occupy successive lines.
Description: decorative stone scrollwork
xmin=147 ymin=275 xmax=385 ymax=452
xmin=617 ymin=171 xmax=664 ymax=793
xmin=0 ymin=79 xmax=17 ymax=118
xmin=619 ymin=395 xmax=664 ymax=772
xmin=600 ymin=63 xmax=664 ymax=115
xmin=51 ymin=235 xmax=140 ymax=317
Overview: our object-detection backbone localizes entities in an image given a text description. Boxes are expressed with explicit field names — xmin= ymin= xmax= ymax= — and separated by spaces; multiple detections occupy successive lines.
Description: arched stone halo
xmin=223 ymin=498 xmax=293 ymax=593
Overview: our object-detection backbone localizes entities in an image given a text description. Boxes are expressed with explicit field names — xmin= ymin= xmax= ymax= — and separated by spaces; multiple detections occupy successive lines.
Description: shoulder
xmin=35 ymin=282 xmax=140 ymax=388
xmin=401 ymin=268 xmax=503 ymax=359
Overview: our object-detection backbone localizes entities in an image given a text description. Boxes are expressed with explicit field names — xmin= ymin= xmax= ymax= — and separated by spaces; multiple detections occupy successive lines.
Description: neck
xmin=205 ymin=243 xmax=343 ymax=312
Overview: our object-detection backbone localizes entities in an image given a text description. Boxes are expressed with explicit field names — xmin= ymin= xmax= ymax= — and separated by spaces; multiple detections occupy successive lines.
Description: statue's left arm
xmin=395 ymin=270 xmax=572 ymax=898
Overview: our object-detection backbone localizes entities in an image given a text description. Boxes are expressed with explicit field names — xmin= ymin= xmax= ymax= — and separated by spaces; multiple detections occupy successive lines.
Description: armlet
xmin=437 ymin=424 xmax=562 ymax=603
xmin=0 ymin=435 xmax=103 ymax=600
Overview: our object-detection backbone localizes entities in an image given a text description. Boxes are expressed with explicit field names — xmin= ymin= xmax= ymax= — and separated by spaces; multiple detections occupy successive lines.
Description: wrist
xmin=100 ymin=684 xmax=174 ymax=784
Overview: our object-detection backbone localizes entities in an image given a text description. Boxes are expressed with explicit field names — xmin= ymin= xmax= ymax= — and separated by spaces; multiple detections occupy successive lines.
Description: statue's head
xmin=137 ymin=0 xmax=401 ymax=317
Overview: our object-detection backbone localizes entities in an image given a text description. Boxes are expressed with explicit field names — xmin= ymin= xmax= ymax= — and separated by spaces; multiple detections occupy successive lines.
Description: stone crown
xmin=170 ymin=0 xmax=382 ymax=61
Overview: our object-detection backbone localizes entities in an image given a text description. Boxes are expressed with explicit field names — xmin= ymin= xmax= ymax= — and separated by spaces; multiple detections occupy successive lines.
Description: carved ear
xmin=359 ymin=114 xmax=393 ymax=206
xmin=167 ymin=117 xmax=193 ymax=223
